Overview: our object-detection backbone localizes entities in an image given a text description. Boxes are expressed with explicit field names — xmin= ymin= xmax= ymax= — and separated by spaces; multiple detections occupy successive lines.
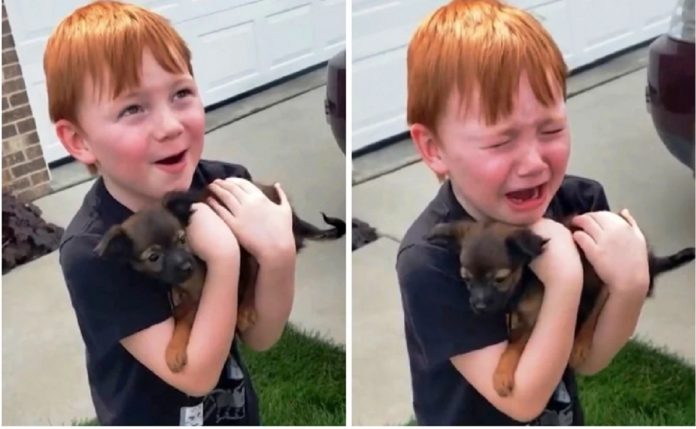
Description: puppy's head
xmin=95 ymin=196 xmax=199 ymax=285
xmin=429 ymin=220 xmax=547 ymax=313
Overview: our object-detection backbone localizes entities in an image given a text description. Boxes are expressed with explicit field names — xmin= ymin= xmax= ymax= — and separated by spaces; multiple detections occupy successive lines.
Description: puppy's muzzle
xmin=469 ymin=283 xmax=505 ymax=314
xmin=163 ymin=250 xmax=196 ymax=284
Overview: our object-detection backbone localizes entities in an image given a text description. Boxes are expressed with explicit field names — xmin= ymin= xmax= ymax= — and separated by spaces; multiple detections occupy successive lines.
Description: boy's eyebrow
xmin=489 ymin=116 xmax=567 ymax=136
xmin=117 ymin=77 xmax=195 ymax=100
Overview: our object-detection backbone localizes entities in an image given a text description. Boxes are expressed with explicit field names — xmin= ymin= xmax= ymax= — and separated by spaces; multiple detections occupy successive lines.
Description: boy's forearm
xmin=512 ymin=286 xmax=581 ymax=412
xmin=185 ymin=255 xmax=240 ymax=388
xmin=573 ymin=287 xmax=645 ymax=375
xmin=240 ymin=250 xmax=296 ymax=351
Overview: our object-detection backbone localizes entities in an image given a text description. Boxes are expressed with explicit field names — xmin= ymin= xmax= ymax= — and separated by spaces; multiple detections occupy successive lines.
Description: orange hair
xmin=43 ymin=1 xmax=193 ymax=174
xmin=407 ymin=0 xmax=567 ymax=133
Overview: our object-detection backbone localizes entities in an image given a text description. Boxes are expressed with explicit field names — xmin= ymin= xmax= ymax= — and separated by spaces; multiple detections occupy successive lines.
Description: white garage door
xmin=352 ymin=0 xmax=677 ymax=152
xmin=5 ymin=0 xmax=346 ymax=163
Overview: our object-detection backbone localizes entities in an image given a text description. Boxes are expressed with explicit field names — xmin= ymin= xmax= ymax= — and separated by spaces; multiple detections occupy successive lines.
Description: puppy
xmin=429 ymin=213 xmax=694 ymax=397
xmin=95 ymin=182 xmax=346 ymax=372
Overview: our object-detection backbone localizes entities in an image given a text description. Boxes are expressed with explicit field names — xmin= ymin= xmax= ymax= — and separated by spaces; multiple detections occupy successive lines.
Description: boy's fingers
xmin=274 ymin=183 xmax=290 ymax=208
xmin=207 ymin=196 xmax=236 ymax=227
xmin=619 ymin=208 xmax=637 ymax=228
xmin=210 ymin=181 xmax=244 ymax=207
xmin=572 ymin=230 xmax=597 ymax=255
xmin=221 ymin=177 xmax=257 ymax=194
xmin=570 ymin=213 xmax=602 ymax=239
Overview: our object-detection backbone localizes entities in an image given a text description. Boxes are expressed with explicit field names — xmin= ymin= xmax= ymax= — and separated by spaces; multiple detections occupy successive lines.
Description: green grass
xmin=577 ymin=339 xmax=695 ymax=425
xmin=74 ymin=324 xmax=345 ymax=426
xmin=240 ymin=324 xmax=346 ymax=426
xmin=403 ymin=339 xmax=694 ymax=426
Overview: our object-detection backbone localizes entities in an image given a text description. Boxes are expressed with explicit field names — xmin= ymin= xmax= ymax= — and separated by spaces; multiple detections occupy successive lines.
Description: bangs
xmin=45 ymin=1 xmax=192 ymax=123
xmin=407 ymin=0 xmax=567 ymax=130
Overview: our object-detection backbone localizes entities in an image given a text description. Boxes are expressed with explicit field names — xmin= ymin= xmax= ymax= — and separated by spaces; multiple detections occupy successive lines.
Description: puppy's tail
xmin=293 ymin=213 xmax=346 ymax=242
xmin=650 ymin=247 xmax=695 ymax=275
xmin=647 ymin=247 xmax=695 ymax=296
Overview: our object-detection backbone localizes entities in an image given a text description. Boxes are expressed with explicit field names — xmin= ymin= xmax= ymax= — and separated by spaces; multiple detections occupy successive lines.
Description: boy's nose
xmin=517 ymin=146 xmax=546 ymax=177
xmin=153 ymin=108 xmax=184 ymax=141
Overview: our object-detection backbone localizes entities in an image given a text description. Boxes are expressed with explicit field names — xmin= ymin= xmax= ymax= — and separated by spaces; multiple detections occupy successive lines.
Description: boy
xmin=396 ymin=0 xmax=650 ymax=425
xmin=49 ymin=1 xmax=296 ymax=425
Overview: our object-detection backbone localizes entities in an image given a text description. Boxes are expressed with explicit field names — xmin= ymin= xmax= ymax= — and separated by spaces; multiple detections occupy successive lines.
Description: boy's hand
xmin=207 ymin=178 xmax=295 ymax=264
xmin=186 ymin=203 xmax=240 ymax=263
xmin=528 ymin=218 xmax=583 ymax=289
xmin=571 ymin=210 xmax=649 ymax=296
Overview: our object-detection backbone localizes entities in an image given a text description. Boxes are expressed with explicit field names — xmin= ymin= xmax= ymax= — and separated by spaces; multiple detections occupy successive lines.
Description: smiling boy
xmin=396 ymin=0 xmax=650 ymax=425
xmin=51 ymin=1 xmax=295 ymax=425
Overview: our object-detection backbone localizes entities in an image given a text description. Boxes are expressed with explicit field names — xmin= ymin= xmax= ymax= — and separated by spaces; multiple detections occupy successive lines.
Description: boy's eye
xmin=488 ymin=140 xmax=511 ymax=149
xmin=119 ymin=104 xmax=143 ymax=118
xmin=174 ymin=88 xmax=194 ymax=99
xmin=541 ymin=128 xmax=564 ymax=135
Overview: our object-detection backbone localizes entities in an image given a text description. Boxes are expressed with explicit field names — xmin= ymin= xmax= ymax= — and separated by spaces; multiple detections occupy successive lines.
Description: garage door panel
xmin=353 ymin=47 xmax=407 ymax=138
xmin=266 ymin=3 xmax=315 ymax=69
xmin=318 ymin=0 xmax=346 ymax=50
xmin=192 ymin=18 xmax=261 ymax=99
xmin=573 ymin=0 xmax=636 ymax=61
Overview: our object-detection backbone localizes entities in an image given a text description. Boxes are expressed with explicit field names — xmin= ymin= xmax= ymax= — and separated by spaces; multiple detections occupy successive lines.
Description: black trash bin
xmin=325 ymin=50 xmax=346 ymax=154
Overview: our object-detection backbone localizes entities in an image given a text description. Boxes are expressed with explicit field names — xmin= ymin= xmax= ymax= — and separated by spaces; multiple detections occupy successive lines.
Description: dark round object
xmin=325 ymin=50 xmax=346 ymax=154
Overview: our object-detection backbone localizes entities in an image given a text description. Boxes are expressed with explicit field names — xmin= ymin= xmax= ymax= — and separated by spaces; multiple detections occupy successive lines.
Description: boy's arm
xmin=238 ymin=248 xmax=296 ymax=351
xmin=450 ymin=218 xmax=584 ymax=422
xmin=569 ymin=210 xmax=650 ymax=375
xmin=451 ymin=285 xmax=581 ymax=422
xmin=120 ymin=252 xmax=240 ymax=397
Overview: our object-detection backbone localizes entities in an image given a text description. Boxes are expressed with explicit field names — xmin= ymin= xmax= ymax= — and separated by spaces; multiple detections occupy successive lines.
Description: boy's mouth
xmin=505 ymin=185 xmax=545 ymax=208
xmin=155 ymin=150 xmax=187 ymax=165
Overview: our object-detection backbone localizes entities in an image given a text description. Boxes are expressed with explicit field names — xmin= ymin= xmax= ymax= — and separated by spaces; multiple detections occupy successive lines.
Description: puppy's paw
xmin=166 ymin=344 xmax=188 ymax=373
xmin=570 ymin=341 xmax=590 ymax=368
xmin=493 ymin=368 xmax=514 ymax=397
xmin=237 ymin=308 xmax=258 ymax=332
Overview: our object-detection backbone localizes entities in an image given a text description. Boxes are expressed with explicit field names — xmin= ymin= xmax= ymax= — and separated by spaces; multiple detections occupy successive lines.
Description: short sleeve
xmin=397 ymin=243 xmax=508 ymax=367
xmin=60 ymin=234 xmax=172 ymax=359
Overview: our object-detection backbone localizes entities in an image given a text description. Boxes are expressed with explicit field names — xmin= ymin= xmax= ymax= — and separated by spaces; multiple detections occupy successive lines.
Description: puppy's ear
xmin=95 ymin=225 xmax=134 ymax=262
xmin=505 ymin=229 xmax=548 ymax=265
xmin=427 ymin=220 xmax=475 ymax=242
xmin=162 ymin=191 xmax=200 ymax=226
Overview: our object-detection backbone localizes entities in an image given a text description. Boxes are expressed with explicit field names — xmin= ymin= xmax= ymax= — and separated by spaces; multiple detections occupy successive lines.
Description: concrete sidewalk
xmin=2 ymin=84 xmax=346 ymax=425
xmin=352 ymin=68 xmax=695 ymax=425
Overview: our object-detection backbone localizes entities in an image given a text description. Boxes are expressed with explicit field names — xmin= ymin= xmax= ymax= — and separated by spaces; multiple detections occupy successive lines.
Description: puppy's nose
xmin=180 ymin=261 xmax=192 ymax=274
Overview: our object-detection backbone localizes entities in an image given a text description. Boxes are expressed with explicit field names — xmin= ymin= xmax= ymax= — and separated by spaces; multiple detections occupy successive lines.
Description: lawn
xmin=240 ymin=324 xmax=346 ymax=426
xmin=577 ymin=339 xmax=695 ymax=425
xmin=403 ymin=339 xmax=694 ymax=426
xmin=75 ymin=324 xmax=345 ymax=426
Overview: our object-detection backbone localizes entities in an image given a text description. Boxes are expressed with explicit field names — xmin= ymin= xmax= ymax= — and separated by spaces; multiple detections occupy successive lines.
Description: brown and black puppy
xmin=428 ymin=215 xmax=694 ymax=397
xmin=95 ymin=182 xmax=346 ymax=373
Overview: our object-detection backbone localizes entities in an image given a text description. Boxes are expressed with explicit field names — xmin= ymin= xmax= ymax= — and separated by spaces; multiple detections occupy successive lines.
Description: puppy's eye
xmin=176 ymin=230 xmax=186 ymax=245
xmin=148 ymin=253 xmax=161 ymax=263
xmin=494 ymin=268 xmax=511 ymax=282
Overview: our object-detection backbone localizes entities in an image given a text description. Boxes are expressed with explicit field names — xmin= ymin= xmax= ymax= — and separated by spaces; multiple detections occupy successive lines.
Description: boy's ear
xmin=505 ymin=229 xmax=548 ymax=265
xmin=410 ymin=123 xmax=449 ymax=180
xmin=162 ymin=191 xmax=199 ymax=226
xmin=95 ymin=225 xmax=133 ymax=262
xmin=55 ymin=119 xmax=97 ymax=166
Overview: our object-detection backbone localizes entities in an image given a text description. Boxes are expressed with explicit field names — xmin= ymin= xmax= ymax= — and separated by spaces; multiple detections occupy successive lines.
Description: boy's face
xmin=74 ymin=49 xmax=204 ymax=210
xmin=429 ymin=73 xmax=570 ymax=226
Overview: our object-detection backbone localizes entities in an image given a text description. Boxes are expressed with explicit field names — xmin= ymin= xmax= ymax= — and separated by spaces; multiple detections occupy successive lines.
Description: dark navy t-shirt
xmin=396 ymin=175 xmax=610 ymax=425
xmin=59 ymin=160 xmax=261 ymax=425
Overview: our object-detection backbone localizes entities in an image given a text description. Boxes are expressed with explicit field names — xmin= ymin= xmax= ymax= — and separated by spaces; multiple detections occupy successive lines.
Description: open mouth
xmin=505 ymin=184 xmax=544 ymax=205
xmin=155 ymin=150 xmax=187 ymax=165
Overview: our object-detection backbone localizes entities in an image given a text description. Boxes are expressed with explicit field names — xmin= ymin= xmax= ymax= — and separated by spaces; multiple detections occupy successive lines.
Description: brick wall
xmin=2 ymin=1 xmax=51 ymax=202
